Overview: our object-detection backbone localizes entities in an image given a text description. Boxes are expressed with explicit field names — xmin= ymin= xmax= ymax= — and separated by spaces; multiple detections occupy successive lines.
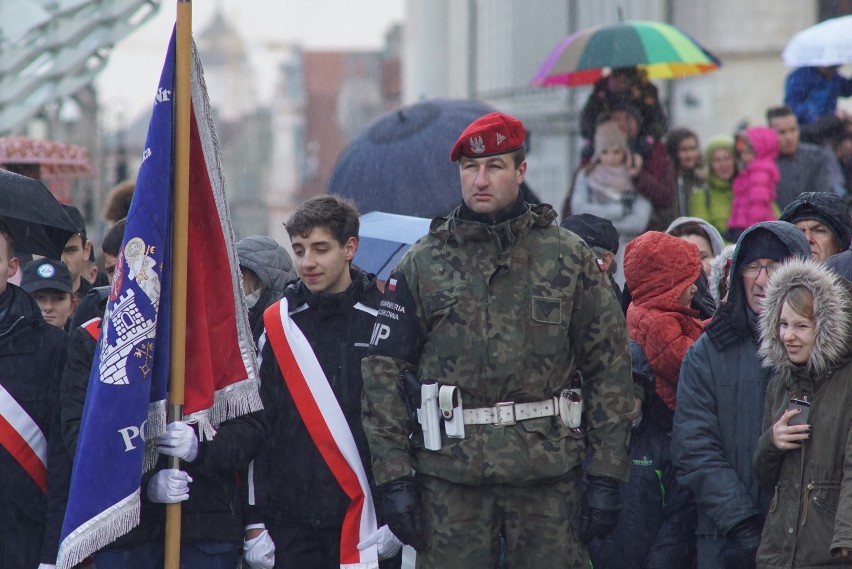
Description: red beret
xmin=450 ymin=112 xmax=526 ymax=161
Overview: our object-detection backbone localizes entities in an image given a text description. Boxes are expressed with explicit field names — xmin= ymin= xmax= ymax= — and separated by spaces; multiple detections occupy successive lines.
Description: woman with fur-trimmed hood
xmin=753 ymin=258 xmax=852 ymax=567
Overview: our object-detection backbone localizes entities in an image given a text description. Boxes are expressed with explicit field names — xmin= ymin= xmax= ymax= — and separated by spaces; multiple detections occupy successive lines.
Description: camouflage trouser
xmin=416 ymin=469 xmax=588 ymax=568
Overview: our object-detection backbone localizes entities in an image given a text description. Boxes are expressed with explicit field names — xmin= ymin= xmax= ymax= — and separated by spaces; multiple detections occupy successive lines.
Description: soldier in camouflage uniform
xmin=361 ymin=112 xmax=633 ymax=568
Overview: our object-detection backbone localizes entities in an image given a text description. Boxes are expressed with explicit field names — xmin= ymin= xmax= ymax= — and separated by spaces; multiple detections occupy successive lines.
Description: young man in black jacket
xmin=0 ymin=222 xmax=69 ymax=568
xmin=249 ymin=195 xmax=401 ymax=568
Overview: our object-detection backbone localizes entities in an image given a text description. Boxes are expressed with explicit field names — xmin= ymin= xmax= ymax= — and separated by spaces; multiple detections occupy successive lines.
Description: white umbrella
xmin=783 ymin=15 xmax=852 ymax=67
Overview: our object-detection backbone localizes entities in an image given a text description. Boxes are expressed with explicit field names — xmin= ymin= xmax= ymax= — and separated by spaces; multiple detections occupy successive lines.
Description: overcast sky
xmin=96 ymin=0 xmax=405 ymax=124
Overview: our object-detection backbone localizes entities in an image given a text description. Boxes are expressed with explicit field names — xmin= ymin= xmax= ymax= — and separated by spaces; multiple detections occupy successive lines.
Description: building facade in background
xmin=402 ymin=0 xmax=836 ymax=217
xmin=15 ymin=0 xmax=852 ymax=244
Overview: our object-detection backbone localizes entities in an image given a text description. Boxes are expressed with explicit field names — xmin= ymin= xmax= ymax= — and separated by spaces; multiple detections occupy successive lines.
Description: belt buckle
xmin=494 ymin=401 xmax=516 ymax=426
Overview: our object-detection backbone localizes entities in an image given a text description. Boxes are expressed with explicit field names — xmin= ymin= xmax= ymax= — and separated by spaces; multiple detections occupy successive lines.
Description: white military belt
xmin=462 ymin=398 xmax=558 ymax=426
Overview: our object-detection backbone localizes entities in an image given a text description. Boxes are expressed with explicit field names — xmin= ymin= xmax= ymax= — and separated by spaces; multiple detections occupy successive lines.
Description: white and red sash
xmin=263 ymin=299 xmax=379 ymax=569
xmin=82 ymin=316 xmax=102 ymax=341
xmin=0 ymin=383 xmax=48 ymax=493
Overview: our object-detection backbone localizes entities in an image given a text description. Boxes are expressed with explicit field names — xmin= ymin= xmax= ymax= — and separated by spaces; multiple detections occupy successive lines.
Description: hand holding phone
xmin=787 ymin=397 xmax=810 ymax=426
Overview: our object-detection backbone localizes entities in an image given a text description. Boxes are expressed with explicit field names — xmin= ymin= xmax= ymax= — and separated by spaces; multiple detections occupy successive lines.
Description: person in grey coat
xmin=236 ymin=236 xmax=297 ymax=342
xmin=671 ymin=221 xmax=810 ymax=569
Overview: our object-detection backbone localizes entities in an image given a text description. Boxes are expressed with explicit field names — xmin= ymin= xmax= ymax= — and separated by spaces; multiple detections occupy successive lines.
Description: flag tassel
xmin=58 ymin=491 xmax=141 ymax=569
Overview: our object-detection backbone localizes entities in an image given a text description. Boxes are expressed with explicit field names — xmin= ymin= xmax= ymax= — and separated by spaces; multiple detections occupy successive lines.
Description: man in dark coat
xmin=250 ymin=195 xmax=400 ymax=568
xmin=767 ymin=105 xmax=843 ymax=207
xmin=0 ymin=222 xmax=69 ymax=568
xmin=672 ymin=221 xmax=810 ymax=569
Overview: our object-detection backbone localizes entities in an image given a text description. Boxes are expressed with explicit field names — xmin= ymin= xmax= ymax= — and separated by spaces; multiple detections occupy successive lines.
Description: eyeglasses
xmin=741 ymin=262 xmax=780 ymax=277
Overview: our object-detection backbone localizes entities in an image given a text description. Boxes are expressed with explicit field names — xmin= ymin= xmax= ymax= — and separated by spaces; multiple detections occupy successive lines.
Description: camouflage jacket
xmin=362 ymin=203 xmax=632 ymax=487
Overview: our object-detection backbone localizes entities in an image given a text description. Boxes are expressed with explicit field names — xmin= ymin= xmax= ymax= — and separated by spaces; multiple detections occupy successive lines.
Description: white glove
xmin=155 ymin=421 xmax=198 ymax=462
xmin=147 ymin=469 xmax=193 ymax=503
xmin=244 ymin=529 xmax=276 ymax=569
xmin=357 ymin=524 xmax=403 ymax=560
xmin=37 ymin=564 xmax=56 ymax=569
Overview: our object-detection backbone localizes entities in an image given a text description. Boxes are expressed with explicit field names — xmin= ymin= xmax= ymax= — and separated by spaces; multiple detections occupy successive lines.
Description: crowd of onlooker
xmin=561 ymin=65 xmax=852 ymax=568
xmin=565 ymin=67 xmax=852 ymax=246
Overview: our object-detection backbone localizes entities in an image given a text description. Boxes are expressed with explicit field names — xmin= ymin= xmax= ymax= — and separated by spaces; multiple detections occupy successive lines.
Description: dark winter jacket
xmin=589 ymin=417 xmax=696 ymax=569
xmin=826 ymin=247 xmax=852 ymax=282
xmin=671 ymin=222 xmax=810 ymax=566
xmin=753 ymin=259 xmax=852 ymax=568
xmin=236 ymin=235 xmax=297 ymax=342
xmin=253 ymin=268 xmax=382 ymax=528
xmin=179 ymin=411 xmax=265 ymax=544
xmin=60 ymin=286 xmax=109 ymax=455
xmin=776 ymin=143 xmax=834 ymax=209
xmin=0 ymin=284 xmax=69 ymax=566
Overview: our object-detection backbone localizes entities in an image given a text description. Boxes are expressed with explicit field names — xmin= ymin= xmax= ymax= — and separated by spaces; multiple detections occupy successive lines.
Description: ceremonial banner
xmin=57 ymin=28 xmax=260 ymax=569
xmin=263 ymin=299 xmax=379 ymax=568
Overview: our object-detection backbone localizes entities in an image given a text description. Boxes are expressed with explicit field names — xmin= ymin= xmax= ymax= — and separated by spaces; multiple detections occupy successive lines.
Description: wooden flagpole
xmin=165 ymin=1 xmax=191 ymax=567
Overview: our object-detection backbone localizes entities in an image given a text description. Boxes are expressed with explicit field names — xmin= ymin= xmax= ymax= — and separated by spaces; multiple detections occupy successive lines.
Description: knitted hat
xmin=592 ymin=120 xmax=629 ymax=163
xmin=739 ymin=228 xmax=794 ymax=266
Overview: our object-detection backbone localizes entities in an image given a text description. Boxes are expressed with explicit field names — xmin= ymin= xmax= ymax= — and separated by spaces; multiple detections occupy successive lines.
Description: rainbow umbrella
xmin=532 ymin=20 xmax=721 ymax=87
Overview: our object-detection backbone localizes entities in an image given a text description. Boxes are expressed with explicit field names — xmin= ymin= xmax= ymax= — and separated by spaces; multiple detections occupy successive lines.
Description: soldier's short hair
xmin=285 ymin=195 xmax=360 ymax=247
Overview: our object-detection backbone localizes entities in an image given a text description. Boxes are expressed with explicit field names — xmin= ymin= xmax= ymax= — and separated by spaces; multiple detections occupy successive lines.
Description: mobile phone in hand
xmin=788 ymin=397 xmax=810 ymax=426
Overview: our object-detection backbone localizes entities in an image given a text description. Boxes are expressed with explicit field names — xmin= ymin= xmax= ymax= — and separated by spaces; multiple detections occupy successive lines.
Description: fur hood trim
xmin=709 ymin=243 xmax=736 ymax=305
xmin=758 ymin=258 xmax=852 ymax=375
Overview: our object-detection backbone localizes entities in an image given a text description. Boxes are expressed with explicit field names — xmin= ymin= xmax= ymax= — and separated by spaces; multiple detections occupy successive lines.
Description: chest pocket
xmin=422 ymin=285 xmax=479 ymax=359
xmin=532 ymin=296 xmax=561 ymax=324
xmin=518 ymin=288 xmax=568 ymax=361
xmin=4 ymin=382 xmax=49 ymax=405
xmin=2 ymin=382 xmax=51 ymax=436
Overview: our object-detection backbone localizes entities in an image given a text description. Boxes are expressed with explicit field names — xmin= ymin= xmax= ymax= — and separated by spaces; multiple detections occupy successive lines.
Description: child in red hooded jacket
xmin=624 ymin=231 xmax=709 ymax=411
xmin=727 ymin=126 xmax=781 ymax=241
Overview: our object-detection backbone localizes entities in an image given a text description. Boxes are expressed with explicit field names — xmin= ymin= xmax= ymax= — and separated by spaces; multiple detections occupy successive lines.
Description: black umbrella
xmin=0 ymin=169 xmax=78 ymax=258
xmin=329 ymin=98 xmax=538 ymax=219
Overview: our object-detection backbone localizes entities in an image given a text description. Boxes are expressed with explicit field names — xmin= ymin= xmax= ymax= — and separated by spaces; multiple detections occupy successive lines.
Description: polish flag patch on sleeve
xmin=387 ymin=278 xmax=397 ymax=292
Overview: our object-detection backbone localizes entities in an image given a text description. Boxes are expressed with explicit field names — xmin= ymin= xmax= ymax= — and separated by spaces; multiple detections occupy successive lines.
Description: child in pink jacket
xmin=726 ymin=126 xmax=780 ymax=241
